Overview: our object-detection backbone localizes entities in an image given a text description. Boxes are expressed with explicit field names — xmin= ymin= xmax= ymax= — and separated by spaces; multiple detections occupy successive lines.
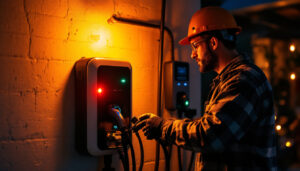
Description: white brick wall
xmin=0 ymin=0 xmax=201 ymax=170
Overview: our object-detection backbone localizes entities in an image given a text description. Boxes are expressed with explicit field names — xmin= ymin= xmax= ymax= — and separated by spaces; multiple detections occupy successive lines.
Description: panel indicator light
xmin=185 ymin=100 xmax=189 ymax=106
xmin=120 ymin=78 xmax=127 ymax=84
xmin=97 ymin=88 xmax=103 ymax=94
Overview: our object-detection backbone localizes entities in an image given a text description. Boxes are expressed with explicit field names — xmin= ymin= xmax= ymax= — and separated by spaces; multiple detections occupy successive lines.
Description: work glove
xmin=133 ymin=113 xmax=164 ymax=140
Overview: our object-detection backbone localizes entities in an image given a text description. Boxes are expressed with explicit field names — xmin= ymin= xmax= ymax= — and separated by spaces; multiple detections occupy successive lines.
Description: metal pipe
xmin=108 ymin=2 xmax=170 ymax=169
xmin=155 ymin=0 xmax=167 ymax=170
xmin=109 ymin=15 xmax=174 ymax=60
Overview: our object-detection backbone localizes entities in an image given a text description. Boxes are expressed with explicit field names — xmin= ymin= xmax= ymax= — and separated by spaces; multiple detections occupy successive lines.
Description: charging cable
xmin=110 ymin=108 xmax=146 ymax=171
xmin=131 ymin=117 xmax=144 ymax=171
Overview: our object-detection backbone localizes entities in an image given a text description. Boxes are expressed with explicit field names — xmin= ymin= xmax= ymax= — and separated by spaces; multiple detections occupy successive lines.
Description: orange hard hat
xmin=179 ymin=6 xmax=241 ymax=45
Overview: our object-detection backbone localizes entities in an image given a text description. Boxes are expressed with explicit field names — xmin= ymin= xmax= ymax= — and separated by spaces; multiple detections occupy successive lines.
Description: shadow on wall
xmin=56 ymin=64 xmax=100 ymax=170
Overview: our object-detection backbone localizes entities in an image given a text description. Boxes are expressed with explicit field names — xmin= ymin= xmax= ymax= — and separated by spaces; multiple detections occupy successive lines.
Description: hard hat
xmin=179 ymin=6 xmax=241 ymax=45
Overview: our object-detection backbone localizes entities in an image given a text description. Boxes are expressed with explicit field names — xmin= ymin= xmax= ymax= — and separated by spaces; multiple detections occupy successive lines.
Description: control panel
xmin=164 ymin=61 xmax=190 ymax=111
xmin=75 ymin=57 xmax=131 ymax=156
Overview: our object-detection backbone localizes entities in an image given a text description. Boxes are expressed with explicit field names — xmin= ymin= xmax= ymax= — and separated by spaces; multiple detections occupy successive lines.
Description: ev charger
xmin=164 ymin=61 xmax=190 ymax=111
xmin=75 ymin=57 xmax=131 ymax=156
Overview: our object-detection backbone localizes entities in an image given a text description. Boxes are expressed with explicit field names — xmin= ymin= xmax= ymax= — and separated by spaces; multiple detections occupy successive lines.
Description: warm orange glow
xmin=290 ymin=73 xmax=296 ymax=80
xmin=107 ymin=16 xmax=117 ymax=24
xmin=264 ymin=62 xmax=269 ymax=68
xmin=90 ymin=34 xmax=100 ymax=42
xmin=289 ymin=43 xmax=296 ymax=52
xmin=285 ymin=141 xmax=292 ymax=148
xmin=275 ymin=115 xmax=277 ymax=121
xmin=91 ymin=29 xmax=109 ymax=51
xmin=276 ymin=125 xmax=282 ymax=131
xmin=97 ymin=88 xmax=103 ymax=94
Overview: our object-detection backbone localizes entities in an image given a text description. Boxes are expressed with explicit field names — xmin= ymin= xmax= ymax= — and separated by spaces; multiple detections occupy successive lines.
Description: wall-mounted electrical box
xmin=75 ymin=57 xmax=131 ymax=156
xmin=164 ymin=61 xmax=190 ymax=111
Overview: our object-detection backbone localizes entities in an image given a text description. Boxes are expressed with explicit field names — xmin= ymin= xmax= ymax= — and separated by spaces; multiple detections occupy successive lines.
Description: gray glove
xmin=133 ymin=113 xmax=164 ymax=140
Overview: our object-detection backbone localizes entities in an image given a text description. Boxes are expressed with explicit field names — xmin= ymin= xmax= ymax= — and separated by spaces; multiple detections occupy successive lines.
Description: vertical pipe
xmin=155 ymin=0 xmax=166 ymax=170
xmin=157 ymin=0 xmax=166 ymax=119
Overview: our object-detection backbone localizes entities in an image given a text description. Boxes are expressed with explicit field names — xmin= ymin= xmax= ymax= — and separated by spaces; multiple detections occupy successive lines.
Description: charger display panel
xmin=97 ymin=66 xmax=131 ymax=150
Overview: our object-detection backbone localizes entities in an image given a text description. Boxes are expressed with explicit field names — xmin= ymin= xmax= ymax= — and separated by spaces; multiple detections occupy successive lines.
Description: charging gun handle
xmin=109 ymin=107 xmax=126 ymax=128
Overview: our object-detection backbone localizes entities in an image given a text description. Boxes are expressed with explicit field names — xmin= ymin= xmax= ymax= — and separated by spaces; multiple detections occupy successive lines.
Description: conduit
xmin=107 ymin=15 xmax=175 ymax=61
xmin=156 ymin=0 xmax=167 ymax=170
xmin=108 ymin=0 xmax=172 ymax=170
xmin=108 ymin=3 xmax=197 ymax=169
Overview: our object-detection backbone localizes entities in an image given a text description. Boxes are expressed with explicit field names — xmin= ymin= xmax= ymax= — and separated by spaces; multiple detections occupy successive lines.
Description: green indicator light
xmin=185 ymin=100 xmax=189 ymax=106
xmin=120 ymin=78 xmax=126 ymax=84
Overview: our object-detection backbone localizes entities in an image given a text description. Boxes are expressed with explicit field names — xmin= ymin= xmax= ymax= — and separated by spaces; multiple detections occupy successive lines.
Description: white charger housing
xmin=75 ymin=57 xmax=132 ymax=156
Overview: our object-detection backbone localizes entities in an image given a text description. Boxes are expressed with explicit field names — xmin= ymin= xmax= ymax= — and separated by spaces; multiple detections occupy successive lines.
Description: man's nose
xmin=190 ymin=50 xmax=197 ymax=60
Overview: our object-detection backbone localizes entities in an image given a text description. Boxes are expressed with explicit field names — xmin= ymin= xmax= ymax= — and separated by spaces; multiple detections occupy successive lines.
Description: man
xmin=134 ymin=6 xmax=277 ymax=170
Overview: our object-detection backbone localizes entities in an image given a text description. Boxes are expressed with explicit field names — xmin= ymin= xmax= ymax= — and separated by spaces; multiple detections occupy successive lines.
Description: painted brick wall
xmin=0 ymin=0 xmax=200 ymax=170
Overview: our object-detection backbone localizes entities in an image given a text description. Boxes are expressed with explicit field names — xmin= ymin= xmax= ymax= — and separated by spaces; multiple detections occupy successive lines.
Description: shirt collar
xmin=218 ymin=54 xmax=248 ymax=78
xmin=214 ymin=55 xmax=248 ymax=82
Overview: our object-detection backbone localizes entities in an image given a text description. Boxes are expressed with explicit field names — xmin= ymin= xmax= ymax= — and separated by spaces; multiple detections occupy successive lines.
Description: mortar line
xmin=23 ymin=0 xmax=32 ymax=59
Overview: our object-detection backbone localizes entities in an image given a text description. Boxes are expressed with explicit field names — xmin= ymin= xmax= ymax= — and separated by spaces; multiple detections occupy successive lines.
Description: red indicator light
xmin=97 ymin=88 xmax=103 ymax=94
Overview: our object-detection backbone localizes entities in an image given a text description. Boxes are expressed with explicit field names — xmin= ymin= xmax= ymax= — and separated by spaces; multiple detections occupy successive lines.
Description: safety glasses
xmin=191 ymin=38 xmax=207 ymax=52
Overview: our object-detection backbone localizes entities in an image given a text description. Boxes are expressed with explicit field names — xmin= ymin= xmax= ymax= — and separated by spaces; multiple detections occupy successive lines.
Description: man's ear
xmin=210 ymin=37 xmax=218 ymax=51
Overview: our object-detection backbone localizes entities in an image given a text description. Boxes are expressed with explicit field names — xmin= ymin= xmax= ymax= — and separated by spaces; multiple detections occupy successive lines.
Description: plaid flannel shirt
xmin=160 ymin=55 xmax=277 ymax=170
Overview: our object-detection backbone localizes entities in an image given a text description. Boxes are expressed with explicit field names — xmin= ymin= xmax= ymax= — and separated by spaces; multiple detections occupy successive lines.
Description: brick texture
xmin=0 ymin=0 xmax=201 ymax=170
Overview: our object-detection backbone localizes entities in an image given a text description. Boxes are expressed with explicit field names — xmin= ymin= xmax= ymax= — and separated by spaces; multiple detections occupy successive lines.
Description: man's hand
xmin=133 ymin=113 xmax=164 ymax=140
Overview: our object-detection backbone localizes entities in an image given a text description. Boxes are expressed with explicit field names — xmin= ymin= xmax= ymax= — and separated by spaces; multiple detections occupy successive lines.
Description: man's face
xmin=190 ymin=36 xmax=217 ymax=73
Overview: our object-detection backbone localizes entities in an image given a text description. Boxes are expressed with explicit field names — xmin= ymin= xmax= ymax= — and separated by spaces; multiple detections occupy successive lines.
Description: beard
xmin=198 ymin=49 xmax=217 ymax=73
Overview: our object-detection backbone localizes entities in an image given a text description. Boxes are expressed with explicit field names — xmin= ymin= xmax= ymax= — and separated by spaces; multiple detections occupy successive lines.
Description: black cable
xmin=128 ymin=138 xmax=136 ymax=171
xmin=103 ymin=155 xmax=115 ymax=171
xmin=177 ymin=147 xmax=183 ymax=171
xmin=176 ymin=110 xmax=183 ymax=171
xmin=159 ymin=141 xmax=170 ymax=171
xmin=187 ymin=152 xmax=195 ymax=171
xmin=176 ymin=109 xmax=197 ymax=171
xmin=123 ymin=147 xmax=129 ymax=171
xmin=134 ymin=132 xmax=144 ymax=171
xmin=131 ymin=117 xmax=144 ymax=171
xmin=168 ymin=144 xmax=173 ymax=163
xmin=117 ymin=149 xmax=127 ymax=171
xmin=109 ymin=9 xmax=175 ymax=171
xmin=121 ymin=131 xmax=130 ymax=171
